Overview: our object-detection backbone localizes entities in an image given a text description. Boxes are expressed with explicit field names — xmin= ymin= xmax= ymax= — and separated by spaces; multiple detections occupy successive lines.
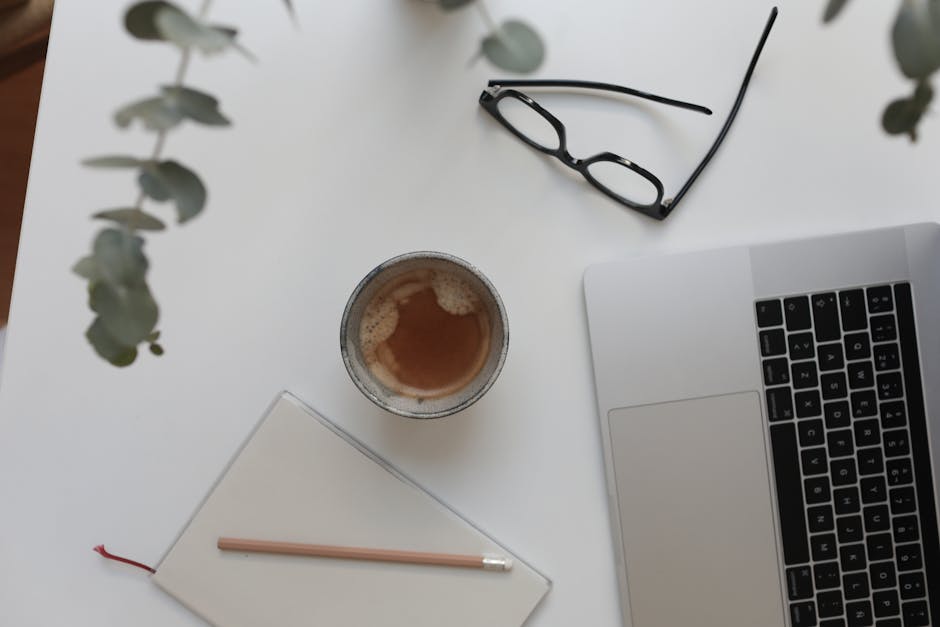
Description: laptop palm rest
xmin=608 ymin=391 xmax=785 ymax=627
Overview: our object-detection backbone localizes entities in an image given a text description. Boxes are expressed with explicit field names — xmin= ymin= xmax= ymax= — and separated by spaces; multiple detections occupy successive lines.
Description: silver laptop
xmin=584 ymin=223 xmax=940 ymax=627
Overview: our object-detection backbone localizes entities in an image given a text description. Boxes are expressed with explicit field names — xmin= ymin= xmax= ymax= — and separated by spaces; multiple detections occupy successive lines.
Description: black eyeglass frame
xmin=478 ymin=7 xmax=778 ymax=221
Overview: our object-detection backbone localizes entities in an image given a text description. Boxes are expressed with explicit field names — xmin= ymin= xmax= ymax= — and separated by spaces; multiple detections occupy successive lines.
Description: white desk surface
xmin=2 ymin=1 xmax=939 ymax=625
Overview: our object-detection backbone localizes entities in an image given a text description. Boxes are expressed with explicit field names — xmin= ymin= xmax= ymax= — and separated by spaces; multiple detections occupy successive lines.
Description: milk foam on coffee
xmin=359 ymin=268 xmax=491 ymax=399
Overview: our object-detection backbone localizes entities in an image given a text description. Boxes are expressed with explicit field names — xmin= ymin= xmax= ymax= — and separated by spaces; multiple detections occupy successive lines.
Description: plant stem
xmin=475 ymin=0 xmax=499 ymax=33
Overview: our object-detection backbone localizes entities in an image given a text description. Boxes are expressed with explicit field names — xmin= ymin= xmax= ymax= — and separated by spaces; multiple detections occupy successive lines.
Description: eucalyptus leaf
xmin=90 ymin=281 xmax=159 ymax=346
xmin=481 ymin=20 xmax=544 ymax=73
xmin=124 ymin=0 xmax=176 ymax=41
xmin=86 ymin=317 xmax=139 ymax=367
xmin=83 ymin=155 xmax=144 ymax=168
xmin=138 ymin=160 xmax=206 ymax=223
xmin=147 ymin=330 xmax=161 ymax=342
xmin=154 ymin=5 xmax=241 ymax=56
xmin=72 ymin=256 xmax=100 ymax=281
xmin=823 ymin=0 xmax=850 ymax=22
xmin=892 ymin=0 xmax=940 ymax=79
xmin=93 ymin=208 xmax=166 ymax=231
xmin=115 ymin=96 xmax=183 ymax=131
xmin=882 ymin=81 xmax=934 ymax=140
xmin=162 ymin=85 xmax=230 ymax=126
xmin=149 ymin=342 xmax=165 ymax=356
xmin=439 ymin=0 xmax=476 ymax=10
xmin=92 ymin=228 xmax=148 ymax=286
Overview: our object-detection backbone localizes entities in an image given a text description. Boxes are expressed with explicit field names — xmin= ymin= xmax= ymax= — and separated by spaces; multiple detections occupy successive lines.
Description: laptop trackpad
xmin=608 ymin=392 xmax=785 ymax=627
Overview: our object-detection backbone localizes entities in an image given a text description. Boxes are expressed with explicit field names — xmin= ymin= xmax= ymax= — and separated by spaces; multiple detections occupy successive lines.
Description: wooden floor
xmin=0 ymin=57 xmax=43 ymax=325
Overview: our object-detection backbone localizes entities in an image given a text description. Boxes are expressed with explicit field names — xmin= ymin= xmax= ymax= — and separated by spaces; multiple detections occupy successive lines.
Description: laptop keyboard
xmin=755 ymin=283 xmax=939 ymax=627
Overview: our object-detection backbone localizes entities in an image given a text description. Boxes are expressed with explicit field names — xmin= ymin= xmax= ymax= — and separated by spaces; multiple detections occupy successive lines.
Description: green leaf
xmin=90 ymin=281 xmax=159 ymax=346
xmin=823 ymin=0 xmax=850 ymax=22
xmin=138 ymin=160 xmax=206 ymax=223
xmin=93 ymin=208 xmax=166 ymax=231
xmin=149 ymin=342 xmax=165 ymax=356
xmin=481 ymin=20 xmax=545 ymax=74
xmin=92 ymin=228 xmax=148 ymax=286
xmin=73 ymin=256 xmax=100 ymax=281
xmin=892 ymin=0 xmax=940 ymax=79
xmin=154 ymin=5 xmax=241 ymax=56
xmin=882 ymin=82 xmax=934 ymax=141
xmin=439 ymin=0 xmax=476 ymax=10
xmin=147 ymin=330 xmax=161 ymax=342
xmin=115 ymin=96 xmax=183 ymax=131
xmin=86 ymin=317 xmax=139 ymax=367
xmin=124 ymin=0 xmax=176 ymax=40
xmin=83 ymin=155 xmax=144 ymax=168
xmin=162 ymin=85 xmax=230 ymax=126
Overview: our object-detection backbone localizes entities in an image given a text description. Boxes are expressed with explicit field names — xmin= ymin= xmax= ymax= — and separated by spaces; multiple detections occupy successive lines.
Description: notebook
xmin=152 ymin=392 xmax=550 ymax=626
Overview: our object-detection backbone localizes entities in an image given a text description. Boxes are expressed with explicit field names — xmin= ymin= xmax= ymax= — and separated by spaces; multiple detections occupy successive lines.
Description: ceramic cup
xmin=340 ymin=251 xmax=509 ymax=419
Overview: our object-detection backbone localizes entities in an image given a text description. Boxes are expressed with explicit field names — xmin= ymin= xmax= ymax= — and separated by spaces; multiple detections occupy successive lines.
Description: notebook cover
xmin=151 ymin=392 xmax=550 ymax=626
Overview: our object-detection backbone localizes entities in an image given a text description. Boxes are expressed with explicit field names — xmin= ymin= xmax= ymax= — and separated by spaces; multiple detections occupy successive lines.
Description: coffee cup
xmin=340 ymin=252 xmax=509 ymax=419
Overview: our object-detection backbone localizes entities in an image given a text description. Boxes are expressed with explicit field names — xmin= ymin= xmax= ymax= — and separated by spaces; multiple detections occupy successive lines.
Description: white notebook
xmin=152 ymin=392 xmax=550 ymax=626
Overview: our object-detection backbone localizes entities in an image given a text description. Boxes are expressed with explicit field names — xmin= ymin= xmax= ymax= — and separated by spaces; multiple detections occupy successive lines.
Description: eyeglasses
xmin=479 ymin=7 xmax=778 ymax=221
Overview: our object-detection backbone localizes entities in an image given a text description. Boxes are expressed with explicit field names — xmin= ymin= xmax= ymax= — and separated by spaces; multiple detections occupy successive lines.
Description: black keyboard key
xmin=846 ymin=599 xmax=873 ymax=626
xmin=840 ymin=543 xmax=867 ymax=572
xmin=756 ymin=299 xmax=783 ymax=327
xmin=820 ymin=621 xmax=846 ymax=627
xmin=893 ymin=515 xmax=918 ymax=543
xmin=872 ymin=590 xmax=899 ymax=618
xmin=813 ymin=292 xmax=841 ymax=341
xmin=889 ymin=487 xmax=916 ymax=515
xmin=766 ymin=386 xmax=794 ymax=421
xmin=870 ymin=315 xmax=896 ymax=343
xmin=828 ymin=429 xmax=854 ymax=458
xmin=840 ymin=289 xmax=867 ymax=331
xmin=812 ymin=533 xmax=838 ymax=561
xmin=899 ymin=572 xmax=925 ymax=599
xmin=860 ymin=476 xmax=887 ymax=505
xmin=832 ymin=458 xmax=857 ymax=486
xmin=790 ymin=332 xmax=816 ymax=360
xmin=845 ymin=332 xmax=871 ymax=360
xmin=796 ymin=390 xmax=822 ymax=418
xmin=848 ymin=362 xmax=874 ymax=389
xmin=896 ymin=543 xmax=922 ymax=571
xmin=857 ymin=448 xmax=884 ymax=476
xmin=864 ymin=504 xmax=890 ymax=532
xmin=901 ymin=600 xmax=928 ymax=626
xmin=809 ymin=505 xmax=835 ymax=533
xmin=815 ymin=561 xmax=841 ymax=589
xmin=818 ymin=343 xmax=846 ymax=371
xmin=880 ymin=401 xmax=906 ymax=429
xmin=818 ymin=590 xmax=844 ymax=618
xmin=851 ymin=391 xmax=877 ymax=418
xmin=867 ymin=286 xmax=893 ymax=313
xmin=844 ymin=571 xmax=870 ymax=599
xmin=826 ymin=401 xmax=851 ymax=428
xmin=759 ymin=328 xmax=786 ymax=356
xmin=800 ymin=419 xmax=825 ymax=447
xmin=806 ymin=477 xmax=831 ymax=504
xmin=785 ymin=296 xmax=812 ymax=331
xmin=874 ymin=619 xmax=900 ymax=627
xmin=791 ymin=601 xmax=818 ymax=627
xmin=876 ymin=372 xmax=902 ymax=400
xmin=866 ymin=533 xmax=893 ymax=561
xmin=873 ymin=344 xmax=900 ymax=371
xmin=787 ymin=565 xmax=815 ymax=600
xmin=793 ymin=361 xmax=819 ymax=389
xmin=870 ymin=561 xmax=896 ymax=589
xmin=886 ymin=458 xmax=912 ymax=485
xmin=802 ymin=447 xmax=829 ymax=476
xmin=835 ymin=487 xmax=861 ymax=515
xmin=763 ymin=358 xmax=790 ymax=385
xmin=769 ymin=423 xmax=809 ymax=564
xmin=854 ymin=419 xmax=880 ymax=447
xmin=883 ymin=430 xmax=909 ymax=458
xmin=821 ymin=372 xmax=848 ymax=400
xmin=838 ymin=515 xmax=864 ymax=543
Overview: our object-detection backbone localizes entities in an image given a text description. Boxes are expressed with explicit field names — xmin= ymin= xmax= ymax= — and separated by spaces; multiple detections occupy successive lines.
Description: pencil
xmin=217 ymin=537 xmax=513 ymax=571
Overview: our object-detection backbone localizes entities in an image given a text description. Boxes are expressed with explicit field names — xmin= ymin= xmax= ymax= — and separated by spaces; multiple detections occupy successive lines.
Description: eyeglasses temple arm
xmin=486 ymin=79 xmax=712 ymax=115
xmin=662 ymin=6 xmax=778 ymax=219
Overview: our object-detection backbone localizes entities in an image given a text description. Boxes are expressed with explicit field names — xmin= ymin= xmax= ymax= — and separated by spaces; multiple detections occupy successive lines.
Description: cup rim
xmin=340 ymin=251 xmax=509 ymax=419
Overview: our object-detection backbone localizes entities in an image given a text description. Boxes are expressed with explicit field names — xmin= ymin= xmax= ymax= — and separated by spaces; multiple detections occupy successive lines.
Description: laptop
xmin=583 ymin=223 xmax=940 ymax=627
